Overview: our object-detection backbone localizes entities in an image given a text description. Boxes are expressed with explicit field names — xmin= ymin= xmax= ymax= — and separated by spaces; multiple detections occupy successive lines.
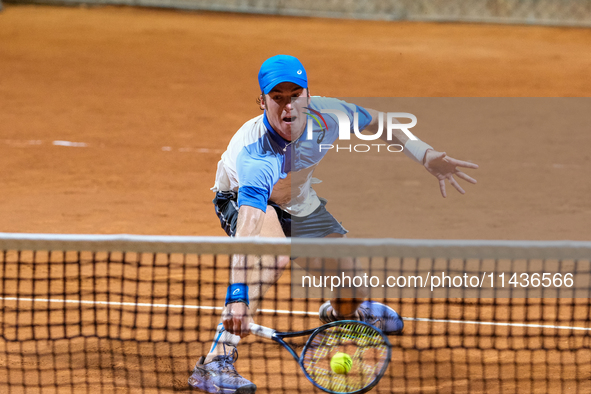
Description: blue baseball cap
xmin=258 ymin=55 xmax=308 ymax=94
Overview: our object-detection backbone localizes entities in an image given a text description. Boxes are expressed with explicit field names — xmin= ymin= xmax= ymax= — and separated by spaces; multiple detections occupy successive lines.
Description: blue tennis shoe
xmin=188 ymin=346 xmax=256 ymax=393
xmin=319 ymin=300 xmax=404 ymax=335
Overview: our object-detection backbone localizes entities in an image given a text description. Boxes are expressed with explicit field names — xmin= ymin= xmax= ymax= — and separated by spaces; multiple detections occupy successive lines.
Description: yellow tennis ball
xmin=330 ymin=352 xmax=352 ymax=374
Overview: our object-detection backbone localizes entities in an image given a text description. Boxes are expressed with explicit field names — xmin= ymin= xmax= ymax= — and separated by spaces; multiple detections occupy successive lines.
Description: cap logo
xmin=297 ymin=70 xmax=302 ymax=75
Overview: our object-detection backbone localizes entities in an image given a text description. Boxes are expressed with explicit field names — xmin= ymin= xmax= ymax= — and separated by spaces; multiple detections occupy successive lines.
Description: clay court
xmin=1 ymin=3 xmax=591 ymax=393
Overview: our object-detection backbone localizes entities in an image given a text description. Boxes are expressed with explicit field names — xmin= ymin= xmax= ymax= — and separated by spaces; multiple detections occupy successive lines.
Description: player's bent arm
xmin=364 ymin=108 xmax=478 ymax=197
xmin=364 ymin=108 xmax=407 ymax=146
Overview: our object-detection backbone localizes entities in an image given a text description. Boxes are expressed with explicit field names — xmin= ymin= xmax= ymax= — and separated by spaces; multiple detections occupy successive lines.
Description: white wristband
xmin=403 ymin=139 xmax=433 ymax=164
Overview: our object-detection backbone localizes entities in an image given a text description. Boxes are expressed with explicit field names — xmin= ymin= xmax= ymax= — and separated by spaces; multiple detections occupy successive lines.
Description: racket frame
xmin=250 ymin=320 xmax=392 ymax=394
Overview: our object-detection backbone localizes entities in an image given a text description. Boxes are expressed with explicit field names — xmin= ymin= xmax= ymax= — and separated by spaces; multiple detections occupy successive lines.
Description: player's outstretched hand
xmin=423 ymin=150 xmax=478 ymax=198
xmin=223 ymin=302 xmax=253 ymax=338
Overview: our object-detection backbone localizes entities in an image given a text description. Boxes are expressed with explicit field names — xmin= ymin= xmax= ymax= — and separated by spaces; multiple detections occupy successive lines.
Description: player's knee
xmin=276 ymin=255 xmax=289 ymax=269
xmin=271 ymin=255 xmax=290 ymax=280
xmin=264 ymin=255 xmax=289 ymax=284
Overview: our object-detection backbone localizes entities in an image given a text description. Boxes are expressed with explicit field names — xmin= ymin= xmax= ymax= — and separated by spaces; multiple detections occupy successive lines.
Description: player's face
xmin=263 ymin=82 xmax=308 ymax=141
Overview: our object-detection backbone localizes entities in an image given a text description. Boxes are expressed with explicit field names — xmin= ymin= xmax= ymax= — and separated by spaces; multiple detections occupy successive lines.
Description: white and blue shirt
xmin=212 ymin=97 xmax=372 ymax=217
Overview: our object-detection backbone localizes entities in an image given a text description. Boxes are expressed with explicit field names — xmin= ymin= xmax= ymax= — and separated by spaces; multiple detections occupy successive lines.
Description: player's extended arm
xmin=422 ymin=150 xmax=478 ymax=197
xmin=223 ymin=205 xmax=265 ymax=338
xmin=365 ymin=108 xmax=479 ymax=198
xmin=364 ymin=108 xmax=411 ymax=146
xmin=232 ymin=205 xmax=265 ymax=282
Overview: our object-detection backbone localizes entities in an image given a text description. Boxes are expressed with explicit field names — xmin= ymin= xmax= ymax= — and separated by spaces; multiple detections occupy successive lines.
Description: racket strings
xmin=302 ymin=323 xmax=389 ymax=393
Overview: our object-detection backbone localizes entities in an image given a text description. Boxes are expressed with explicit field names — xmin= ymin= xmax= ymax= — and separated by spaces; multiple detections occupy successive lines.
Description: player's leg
xmin=294 ymin=232 xmax=365 ymax=317
xmin=315 ymin=233 xmax=404 ymax=334
xmin=291 ymin=200 xmax=404 ymax=334
xmin=315 ymin=239 xmax=404 ymax=334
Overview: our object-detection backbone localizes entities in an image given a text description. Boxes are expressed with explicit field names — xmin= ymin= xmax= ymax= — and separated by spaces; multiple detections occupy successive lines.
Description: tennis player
xmin=189 ymin=55 xmax=478 ymax=393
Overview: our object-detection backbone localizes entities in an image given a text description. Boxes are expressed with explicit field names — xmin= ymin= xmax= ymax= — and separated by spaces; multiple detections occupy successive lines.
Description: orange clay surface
xmin=1 ymin=4 xmax=591 ymax=239
xmin=1 ymin=4 xmax=591 ymax=393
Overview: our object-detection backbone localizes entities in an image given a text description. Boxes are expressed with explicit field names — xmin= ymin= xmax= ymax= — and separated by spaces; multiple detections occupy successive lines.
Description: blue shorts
xmin=213 ymin=191 xmax=347 ymax=238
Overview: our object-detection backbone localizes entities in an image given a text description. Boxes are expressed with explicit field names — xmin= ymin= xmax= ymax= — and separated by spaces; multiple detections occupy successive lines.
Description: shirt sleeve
xmin=341 ymin=100 xmax=372 ymax=133
xmin=236 ymin=148 xmax=282 ymax=212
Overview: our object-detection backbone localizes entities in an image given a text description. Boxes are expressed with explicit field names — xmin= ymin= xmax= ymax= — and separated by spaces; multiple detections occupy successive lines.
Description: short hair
xmin=256 ymin=89 xmax=311 ymax=111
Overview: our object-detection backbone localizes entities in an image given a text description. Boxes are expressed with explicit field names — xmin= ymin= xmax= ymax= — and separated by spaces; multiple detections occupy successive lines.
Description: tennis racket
xmin=249 ymin=320 xmax=391 ymax=394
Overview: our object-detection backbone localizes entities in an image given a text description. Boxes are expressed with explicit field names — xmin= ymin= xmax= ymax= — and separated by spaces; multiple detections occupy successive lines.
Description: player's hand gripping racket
xmin=249 ymin=321 xmax=391 ymax=394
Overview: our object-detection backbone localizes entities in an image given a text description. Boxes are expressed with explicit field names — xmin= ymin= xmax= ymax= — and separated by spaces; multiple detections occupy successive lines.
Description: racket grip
xmin=249 ymin=323 xmax=275 ymax=339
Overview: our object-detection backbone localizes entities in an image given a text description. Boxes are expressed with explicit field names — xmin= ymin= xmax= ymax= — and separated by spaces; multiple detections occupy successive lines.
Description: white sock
xmin=211 ymin=323 xmax=240 ymax=354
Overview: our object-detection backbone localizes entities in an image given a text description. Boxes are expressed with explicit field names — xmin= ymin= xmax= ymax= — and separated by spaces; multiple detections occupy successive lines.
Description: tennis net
xmin=1 ymin=233 xmax=590 ymax=393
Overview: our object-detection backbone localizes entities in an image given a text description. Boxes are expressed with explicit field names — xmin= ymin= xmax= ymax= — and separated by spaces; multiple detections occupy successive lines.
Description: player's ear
xmin=257 ymin=93 xmax=266 ymax=111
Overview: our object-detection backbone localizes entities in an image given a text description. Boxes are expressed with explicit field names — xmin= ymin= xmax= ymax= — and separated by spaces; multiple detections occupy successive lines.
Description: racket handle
xmin=249 ymin=323 xmax=275 ymax=339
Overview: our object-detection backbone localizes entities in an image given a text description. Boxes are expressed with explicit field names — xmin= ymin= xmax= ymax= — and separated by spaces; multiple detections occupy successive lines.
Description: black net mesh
xmin=0 ymin=238 xmax=590 ymax=393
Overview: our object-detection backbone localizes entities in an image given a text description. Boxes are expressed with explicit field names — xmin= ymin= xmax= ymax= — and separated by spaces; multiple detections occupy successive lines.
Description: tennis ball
xmin=330 ymin=352 xmax=352 ymax=374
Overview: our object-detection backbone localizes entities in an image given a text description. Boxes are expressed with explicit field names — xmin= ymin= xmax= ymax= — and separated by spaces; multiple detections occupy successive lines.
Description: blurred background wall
xmin=5 ymin=0 xmax=591 ymax=27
